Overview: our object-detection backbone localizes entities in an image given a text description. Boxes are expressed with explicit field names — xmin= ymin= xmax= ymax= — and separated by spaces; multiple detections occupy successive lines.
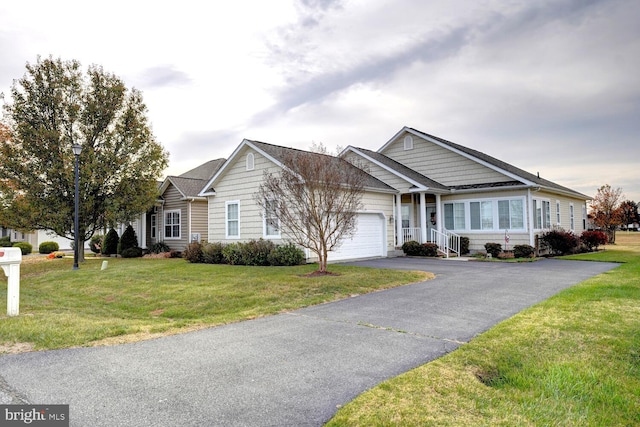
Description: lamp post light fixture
xmin=72 ymin=143 xmax=82 ymax=270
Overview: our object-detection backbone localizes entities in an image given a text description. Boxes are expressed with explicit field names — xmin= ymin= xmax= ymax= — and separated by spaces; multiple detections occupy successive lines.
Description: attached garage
xmin=327 ymin=212 xmax=387 ymax=262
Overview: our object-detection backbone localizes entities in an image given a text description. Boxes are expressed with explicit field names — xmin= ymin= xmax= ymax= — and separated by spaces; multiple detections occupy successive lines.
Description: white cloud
xmin=1 ymin=0 xmax=639 ymax=201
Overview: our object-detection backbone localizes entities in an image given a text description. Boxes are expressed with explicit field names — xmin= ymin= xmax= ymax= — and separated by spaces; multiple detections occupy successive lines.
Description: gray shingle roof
xmin=349 ymin=146 xmax=449 ymax=191
xmin=166 ymin=158 xmax=226 ymax=198
xmin=247 ymin=140 xmax=395 ymax=193
xmin=407 ymin=127 xmax=590 ymax=198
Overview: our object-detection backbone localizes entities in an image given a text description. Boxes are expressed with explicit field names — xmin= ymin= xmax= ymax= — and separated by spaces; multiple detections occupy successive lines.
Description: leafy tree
xmin=0 ymin=57 xmax=168 ymax=261
xmin=620 ymin=200 xmax=639 ymax=230
xmin=589 ymin=184 xmax=624 ymax=244
xmin=254 ymin=144 xmax=366 ymax=273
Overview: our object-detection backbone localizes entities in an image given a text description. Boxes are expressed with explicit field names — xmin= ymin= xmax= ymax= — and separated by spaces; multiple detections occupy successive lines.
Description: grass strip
xmin=327 ymin=234 xmax=640 ymax=426
xmin=0 ymin=258 xmax=429 ymax=352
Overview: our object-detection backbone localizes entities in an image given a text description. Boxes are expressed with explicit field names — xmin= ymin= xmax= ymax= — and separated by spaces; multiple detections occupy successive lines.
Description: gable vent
xmin=404 ymin=135 xmax=413 ymax=150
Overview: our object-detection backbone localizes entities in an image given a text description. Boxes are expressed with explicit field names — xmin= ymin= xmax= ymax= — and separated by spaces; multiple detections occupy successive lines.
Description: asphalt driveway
xmin=0 ymin=258 xmax=618 ymax=426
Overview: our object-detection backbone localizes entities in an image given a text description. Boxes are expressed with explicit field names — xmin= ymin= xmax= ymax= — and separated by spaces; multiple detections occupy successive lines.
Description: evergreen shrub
xmin=39 ymin=241 xmax=59 ymax=254
xmin=102 ymin=228 xmax=119 ymax=256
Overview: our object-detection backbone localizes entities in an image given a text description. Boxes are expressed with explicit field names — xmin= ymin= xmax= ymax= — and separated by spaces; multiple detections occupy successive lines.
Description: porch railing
xmin=430 ymin=228 xmax=461 ymax=258
xmin=401 ymin=227 xmax=422 ymax=244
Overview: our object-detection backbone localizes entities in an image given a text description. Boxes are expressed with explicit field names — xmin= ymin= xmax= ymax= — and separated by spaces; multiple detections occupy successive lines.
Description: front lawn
xmin=0 ymin=258 xmax=429 ymax=352
xmin=327 ymin=233 xmax=640 ymax=426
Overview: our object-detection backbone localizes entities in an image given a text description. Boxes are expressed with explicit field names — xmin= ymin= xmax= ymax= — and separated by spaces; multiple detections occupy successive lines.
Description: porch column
xmin=435 ymin=194 xmax=442 ymax=233
xmin=140 ymin=213 xmax=147 ymax=249
xmin=395 ymin=193 xmax=403 ymax=246
xmin=419 ymin=192 xmax=427 ymax=243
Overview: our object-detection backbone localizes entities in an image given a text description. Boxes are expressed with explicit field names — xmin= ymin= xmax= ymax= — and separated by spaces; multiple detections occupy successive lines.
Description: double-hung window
xmin=534 ymin=199 xmax=551 ymax=229
xmin=264 ymin=199 xmax=280 ymax=238
xmin=226 ymin=201 xmax=240 ymax=238
xmin=498 ymin=199 xmax=524 ymax=229
xmin=444 ymin=202 xmax=465 ymax=230
xmin=470 ymin=201 xmax=493 ymax=230
xmin=150 ymin=214 xmax=157 ymax=239
xmin=570 ymin=204 xmax=575 ymax=230
xmin=164 ymin=210 xmax=181 ymax=239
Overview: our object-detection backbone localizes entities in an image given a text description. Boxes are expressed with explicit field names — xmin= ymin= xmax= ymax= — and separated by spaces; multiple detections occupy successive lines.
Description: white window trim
xmin=150 ymin=214 xmax=157 ymax=239
xmin=263 ymin=199 xmax=281 ymax=239
xmin=403 ymin=135 xmax=413 ymax=150
xmin=443 ymin=197 xmax=527 ymax=232
xmin=226 ymin=200 xmax=240 ymax=239
xmin=533 ymin=198 xmax=552 ymax=230
xmin=164 ymin=209 xmax=181 ymax=240
xmin=246 ymin=153 xmax=255 ymax=171
xmin=569 ymin=203 xmax=575 ymax=231
xmin=556 ymin=200 xmax=561 ymax=226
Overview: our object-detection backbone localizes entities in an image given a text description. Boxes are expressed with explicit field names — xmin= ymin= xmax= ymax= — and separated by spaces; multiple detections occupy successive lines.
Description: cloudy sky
xmin=1 ymin=0 xmax=638 ymax=201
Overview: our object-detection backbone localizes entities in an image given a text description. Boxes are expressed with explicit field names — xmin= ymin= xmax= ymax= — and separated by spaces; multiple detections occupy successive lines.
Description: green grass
xmin=327 ymin=233 xmax=640 ymax=426
xmin=0 ymin=258 xmax=429 ymax=352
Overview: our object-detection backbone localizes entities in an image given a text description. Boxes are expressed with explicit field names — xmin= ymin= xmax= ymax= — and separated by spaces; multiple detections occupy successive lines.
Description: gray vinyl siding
xmin=383 ymin=133 xmax=514 ymax=187
xmin=161 ymin=184 xmax=188 ymax=251
xmin=190 ymin=201 xmax=208 ymax=242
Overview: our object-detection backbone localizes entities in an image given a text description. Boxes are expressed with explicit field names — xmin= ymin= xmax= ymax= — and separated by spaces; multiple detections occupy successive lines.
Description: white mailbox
xmin=0 ymin=247 xmax=22 ymax=317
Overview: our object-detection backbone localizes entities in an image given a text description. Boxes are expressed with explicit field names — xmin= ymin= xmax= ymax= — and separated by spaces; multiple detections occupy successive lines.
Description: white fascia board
xmin=197 ymin=139 xmax=252 ymax=197
xmin=345 ymin=146 xmax=429 ymax=191
xmin=408 ymin=128 xmax=536 ymax=186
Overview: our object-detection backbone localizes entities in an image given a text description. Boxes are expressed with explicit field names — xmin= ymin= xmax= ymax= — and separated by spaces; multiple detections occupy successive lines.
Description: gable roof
xmin=379 ymin=126 xmax=589 ymax=199
xmin=342 ymin=146 xmax=449 ymax=193
xmin=200 ymin=139 xmax=395 ymax=196
xmin=160 ymin=158 xmax=225 ymax=199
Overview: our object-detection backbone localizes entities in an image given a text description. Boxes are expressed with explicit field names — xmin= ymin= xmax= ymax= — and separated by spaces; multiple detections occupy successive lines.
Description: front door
xmin=426 ymin=204 xmax=437 ymax=240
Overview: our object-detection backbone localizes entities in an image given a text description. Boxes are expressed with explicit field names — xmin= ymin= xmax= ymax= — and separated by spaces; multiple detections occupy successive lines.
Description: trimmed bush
xmin=540 ymin=229 xmax=579 ymax=255
xmin=459 ymin=237 xmax=470 ymax=255
xmin=149 ymin=241 xmax=171 ymax=254
xmin=89 ymin=235 xmax=103 ymax=254
xmin=513 ymin=244 xmax=535 ymax=259
xmin=484 ymin=243 xmax=502 ymax=258
xmin=12 ymin=241 xmax=32 ymax=255
xmin=580 ymin=230 xmax=608 ymax=251
xmin=268 ymin=243 xmax=306 ymax=266
xmin=402 ymin=241 xmax=439 ymax=257
xmin=0 ymin=236 xmax=12 ymax=247
xmin=118 ymin=224 xmax=138 ymax=255
xmin=402 ymin=241 xmax=422 ymax=256
xmin=183 ymin=242 xmax=204 ymax=263
xmin=38 ymin=241 xmax=59 ymax=254
xmin=102 ymin=228 xmax=119 ymax=256
xmin=202 ymin=242 xmax=226 ymax=264
xmin=242 ymin=239 xmax=276 ymax=266
xmin=121 ymin=247 xmax=143 ymax=258
xmin=222 ymin=243 xmax=244 ymax=265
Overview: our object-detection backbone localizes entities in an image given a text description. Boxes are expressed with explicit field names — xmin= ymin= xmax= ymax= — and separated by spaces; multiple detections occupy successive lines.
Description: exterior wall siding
xmin=162 ymin=184 xmax=189 ymax=251
xmin=383 ymin=133 xmax=514 ymax=187
xmin=208 ymin=146 xmax=282 ymax=243
xmin=190 ymin=201 xmax=208 ymax=243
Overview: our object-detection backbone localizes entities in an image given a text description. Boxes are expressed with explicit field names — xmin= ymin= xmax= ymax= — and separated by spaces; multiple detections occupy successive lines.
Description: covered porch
xmin=393 ymin=192 xmax=461 ymax=257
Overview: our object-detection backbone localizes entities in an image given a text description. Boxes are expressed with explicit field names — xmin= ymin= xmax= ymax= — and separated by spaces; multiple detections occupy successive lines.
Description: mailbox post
xmin=0 ymin=247 xmax=22 ymax=316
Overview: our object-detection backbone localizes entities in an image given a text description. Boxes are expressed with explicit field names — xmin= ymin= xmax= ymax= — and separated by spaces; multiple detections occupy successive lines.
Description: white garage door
xmin=327 ymin=213 xmax=385 ymax=262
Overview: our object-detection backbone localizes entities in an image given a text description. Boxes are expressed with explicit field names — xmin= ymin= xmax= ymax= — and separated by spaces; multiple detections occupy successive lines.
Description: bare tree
xmin=590 ymin=184 xmax=624 ymax=244
xmin=254 ymin=144 xmax=367 ymax=273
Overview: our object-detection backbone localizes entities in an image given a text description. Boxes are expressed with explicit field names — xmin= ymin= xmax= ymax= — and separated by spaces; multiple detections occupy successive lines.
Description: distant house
xmin=138 ymin=158 xmax=225 ymax=252
xmin=198 ymin=127 xmax=590 ymax=260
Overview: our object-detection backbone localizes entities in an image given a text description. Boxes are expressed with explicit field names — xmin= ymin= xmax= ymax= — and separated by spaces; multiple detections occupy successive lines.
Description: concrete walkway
xmin=0 ymin=258 xmax=618 ymax=426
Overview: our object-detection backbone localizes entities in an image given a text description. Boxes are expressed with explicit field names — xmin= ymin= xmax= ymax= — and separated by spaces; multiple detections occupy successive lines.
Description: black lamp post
xmin=72 ymin=143 xmax=83 ymax=270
